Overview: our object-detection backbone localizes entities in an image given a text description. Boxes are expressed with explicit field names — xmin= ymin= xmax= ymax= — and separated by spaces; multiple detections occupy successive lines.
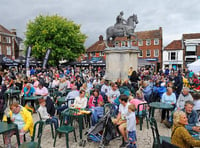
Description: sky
xmin=1 ymin=0 xmax=200 ymax=47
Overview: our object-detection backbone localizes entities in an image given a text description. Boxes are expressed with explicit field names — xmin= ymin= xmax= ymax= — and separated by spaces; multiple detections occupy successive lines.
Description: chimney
xmin=99 ymin=35 xmax=103 ymax=41
xmin=10 ymin=29 xmax=17 ymax=35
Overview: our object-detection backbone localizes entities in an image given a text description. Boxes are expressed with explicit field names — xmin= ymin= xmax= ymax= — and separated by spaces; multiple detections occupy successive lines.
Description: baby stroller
xmin=86 ymin=110 xmax=117 ymax=148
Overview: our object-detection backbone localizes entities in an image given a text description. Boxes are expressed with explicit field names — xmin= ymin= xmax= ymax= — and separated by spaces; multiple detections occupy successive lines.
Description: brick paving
xmin=0 ymin=109 xmax=171 ymax=148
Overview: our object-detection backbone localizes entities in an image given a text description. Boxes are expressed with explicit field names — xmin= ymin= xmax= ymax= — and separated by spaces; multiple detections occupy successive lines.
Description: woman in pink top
xmin=130 ymin=97 xmax=146 ymax=112
xmin=88 ymin=89 xmax=104 ymax=126
xmin=88 ymin=89 xmax=103 ymax=108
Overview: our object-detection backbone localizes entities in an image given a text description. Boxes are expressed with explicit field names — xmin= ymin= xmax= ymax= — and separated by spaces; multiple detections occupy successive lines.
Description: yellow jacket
xmin=3 ymin=106 xmax=34 ymax=136
xmin=183 ymin=76 xmax=189 ymax=87
xmin=171 ymin=124 xmax=200 ymax=148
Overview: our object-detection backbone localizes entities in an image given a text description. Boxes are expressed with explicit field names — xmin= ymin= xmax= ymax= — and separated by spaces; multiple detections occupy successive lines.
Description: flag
xmin=42 ymin=48 xmax=51 ymax=69
xmin=25 ymin=46 xmax=31 ymax=69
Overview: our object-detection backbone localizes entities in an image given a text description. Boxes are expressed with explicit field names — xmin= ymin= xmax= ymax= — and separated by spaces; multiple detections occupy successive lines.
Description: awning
xmin=0 ymin=55 xmax=18 ymax=66
xmin=138 ymin=59 xmax=152 ymax=66
xmin=15 ymin=56 xmax=41 ymax=66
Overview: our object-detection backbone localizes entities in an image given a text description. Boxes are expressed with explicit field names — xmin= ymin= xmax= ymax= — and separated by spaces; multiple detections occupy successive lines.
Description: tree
xmin=25 ymin=15 xmax=87 ymax=66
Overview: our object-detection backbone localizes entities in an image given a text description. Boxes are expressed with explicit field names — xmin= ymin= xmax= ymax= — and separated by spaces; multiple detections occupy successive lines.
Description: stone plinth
xmin=105 ymin=46 xmax=139 ymax=81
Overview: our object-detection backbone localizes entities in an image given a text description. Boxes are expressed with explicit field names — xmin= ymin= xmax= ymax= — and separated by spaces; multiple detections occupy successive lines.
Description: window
xmin=138 ymin=40 xmax=143 ymax=46
xmin=99 ymin=51 xmax=104 ymax=56
xmin=186 ymin=45 xmax=196 ymax=51
xmin=139 ymin=50 xmax=143 ymax=57
xmin=154 ymin=38 xmax=159 ymax=45
xmin=91 ymin=52 xmax=95 ymax=57
xmin=132 ymin=40 xmax=136 ymax=46
xmin=154 ymin=49 xmax=159 ymax=57
xmin=146 ymin=39 xmax=151 ymax=46
xmin=0 ymin=46 xmax=1 ymax=54
xmin=168 ymin=52 xmax=176 ymax=61
xmin=146 ymin=50 xmax=151 ymax=57
xmin=185 ymin=51 xmax=195 ymax=56
xmin=115 ymin=42 xmax=119 ymax=47
xmin=121 ymin=41 xmax=126 ymax=47
xmin=7 ymin=46 xmax=11 ymax=55
xmin=84 ymin=54 xmax=88 ymax=57
xmin=171 ymin=52 xmax=176 ymax=60
xmin=6 ymin=37 xmax=11 ymax=43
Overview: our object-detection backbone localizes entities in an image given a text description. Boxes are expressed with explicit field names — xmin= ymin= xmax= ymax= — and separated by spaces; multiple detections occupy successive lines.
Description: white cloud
xmin=1 ymin=0 xmax=200 ymax=47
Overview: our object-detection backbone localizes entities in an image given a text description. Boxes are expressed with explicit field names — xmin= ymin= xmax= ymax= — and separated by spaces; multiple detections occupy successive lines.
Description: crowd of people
xmin=0 ymin=65 xmax=200 ymax=148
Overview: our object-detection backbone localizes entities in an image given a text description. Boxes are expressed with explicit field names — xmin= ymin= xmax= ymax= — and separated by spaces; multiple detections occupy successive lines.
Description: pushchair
xmin=86 ymin=110 xmax=117 ymax=148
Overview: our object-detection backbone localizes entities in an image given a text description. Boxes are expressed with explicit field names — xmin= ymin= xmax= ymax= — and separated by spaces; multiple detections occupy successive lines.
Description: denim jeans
xmin=91 ymin=106 xmax=104 ymax=126
xmin=127 ymin=131 xmax=137 ymax=148
xmin=47 ymin=116 xmax=59 ymax=129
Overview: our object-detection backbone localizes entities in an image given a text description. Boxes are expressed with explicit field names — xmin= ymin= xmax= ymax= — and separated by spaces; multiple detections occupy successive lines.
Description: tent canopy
xmin=187 ymin=59 xmax=200 ymax=73
xmin=0 ymin=55 xmax=18 ymax=66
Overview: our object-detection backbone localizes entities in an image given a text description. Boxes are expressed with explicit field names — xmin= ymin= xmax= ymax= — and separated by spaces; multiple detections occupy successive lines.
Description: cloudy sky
xmin=1 ymin=0 xmax=200 ymax=47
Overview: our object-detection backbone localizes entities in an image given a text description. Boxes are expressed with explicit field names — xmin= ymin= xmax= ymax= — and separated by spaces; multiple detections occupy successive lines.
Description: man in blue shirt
xmin=24 ymin=83 xmax=35 ymax=97
xmin=182 ymin=100 xmax=200 ymax=133
xmin=23 ymin=83 xmax=35 ymax=107
xmin=164 ymin=100 xmax=200 ymax=132
xmin=140 ymin=81 xmax=152 ymax=103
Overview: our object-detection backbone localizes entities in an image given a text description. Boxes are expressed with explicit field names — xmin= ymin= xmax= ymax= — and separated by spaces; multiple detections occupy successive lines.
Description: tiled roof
xmin=115 ymin=36 xmax=128 ymax=41
xmin=113 ymin=27 xmax=162 ymax=41
xmin=86 ymin=40 xmax=106 ymax=52
xmin=164 ymin=40 xmax=182 ymax=50
xmin=136 ymin=27 xmax=162 ymax=39
xmin=86 ymin=27 xmax=162 ymax=52
xmin=183 ymin=33 xmax=200 ymax=40
xmin=114 ymin=36 xmax=137 ymax=41
xmin=0 ymin=24 xmax=12 ymax=34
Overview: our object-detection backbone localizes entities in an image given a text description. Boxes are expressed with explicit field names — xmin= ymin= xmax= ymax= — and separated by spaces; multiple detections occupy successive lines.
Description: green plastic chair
xmin=48 ymin=88 xmax=55 ymax=97
xmin=136 ymin=103 xmax=149 ymax=130
xmin=53 ymin=91 xmax=62 ymax=103
xmin=37 ymin=111 xmax=55 ymax=138
xmin=53 ymin=108 xmax=77 ymax=148
xmin=149 ymin=117 xmax=171 ymax=148
xmin=20 ymin=120 xmax=45 ymax=148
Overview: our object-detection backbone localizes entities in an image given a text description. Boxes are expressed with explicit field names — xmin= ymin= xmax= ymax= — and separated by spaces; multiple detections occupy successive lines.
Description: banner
xmin=25 ymin=46 xmax=31 ymax=69
xmin=42 ymin=48 xmax=51 ymax=69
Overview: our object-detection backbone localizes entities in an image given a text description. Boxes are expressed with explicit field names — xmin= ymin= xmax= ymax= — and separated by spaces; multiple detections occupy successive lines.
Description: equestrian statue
xmin=106 ymin=11 xmax=139 ymax=41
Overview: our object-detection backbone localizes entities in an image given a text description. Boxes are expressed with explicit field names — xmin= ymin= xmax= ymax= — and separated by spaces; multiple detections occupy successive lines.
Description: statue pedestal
xmin=105 ymin=46 xmax=140 ymax=81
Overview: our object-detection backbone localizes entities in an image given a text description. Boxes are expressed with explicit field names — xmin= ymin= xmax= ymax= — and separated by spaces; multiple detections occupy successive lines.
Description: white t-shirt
xmin=35 ymin=87 xmax=48 ymax=96
xmin=119 ymin=102 xmax=129 ymax=120
xmin=108 ymin=89 xmax=120 ymax=103
xmin=101 ymin=85 xmax=111 ymax=95
xmin=126 ymin=112 xmax=136 ymax=132
xmin=74 ymin=96 xmax=87 ymax=108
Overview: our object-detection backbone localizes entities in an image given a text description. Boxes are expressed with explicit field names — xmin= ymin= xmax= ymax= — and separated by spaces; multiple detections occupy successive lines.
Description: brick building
xmin=86 ymin=27 xmax=163 ymax=71
xmin=136 ymin=27 xmax=162 ymax=70
xmin=86 ymin=35 xmax=106 ymax=60
xmin=182 ymin=33 xmax=200 ymax=67
xmin=0 ymin=25 xmax=22 ymax=59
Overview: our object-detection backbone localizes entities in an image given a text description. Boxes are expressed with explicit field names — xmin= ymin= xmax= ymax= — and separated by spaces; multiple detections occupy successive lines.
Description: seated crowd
xmin=0 ymin=66 xmax=200 ymax=148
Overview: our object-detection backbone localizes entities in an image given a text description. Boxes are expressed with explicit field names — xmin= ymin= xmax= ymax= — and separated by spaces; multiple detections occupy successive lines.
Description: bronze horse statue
xmin=106 ymin=14 xmax=139 ymax=41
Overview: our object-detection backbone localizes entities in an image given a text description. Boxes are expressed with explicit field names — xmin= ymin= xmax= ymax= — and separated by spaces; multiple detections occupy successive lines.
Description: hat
xmin=38 ymin=99 xmax=45 ymax=104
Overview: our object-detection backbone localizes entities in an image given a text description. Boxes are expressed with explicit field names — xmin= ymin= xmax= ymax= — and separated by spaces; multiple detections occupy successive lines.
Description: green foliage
xmin=25 ymin=15 xmax=87 ymax=66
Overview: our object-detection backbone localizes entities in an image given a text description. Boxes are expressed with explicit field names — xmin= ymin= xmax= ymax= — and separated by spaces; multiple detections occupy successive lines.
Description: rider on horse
xmin=115 ymin=11 xmax=127 ymax=36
